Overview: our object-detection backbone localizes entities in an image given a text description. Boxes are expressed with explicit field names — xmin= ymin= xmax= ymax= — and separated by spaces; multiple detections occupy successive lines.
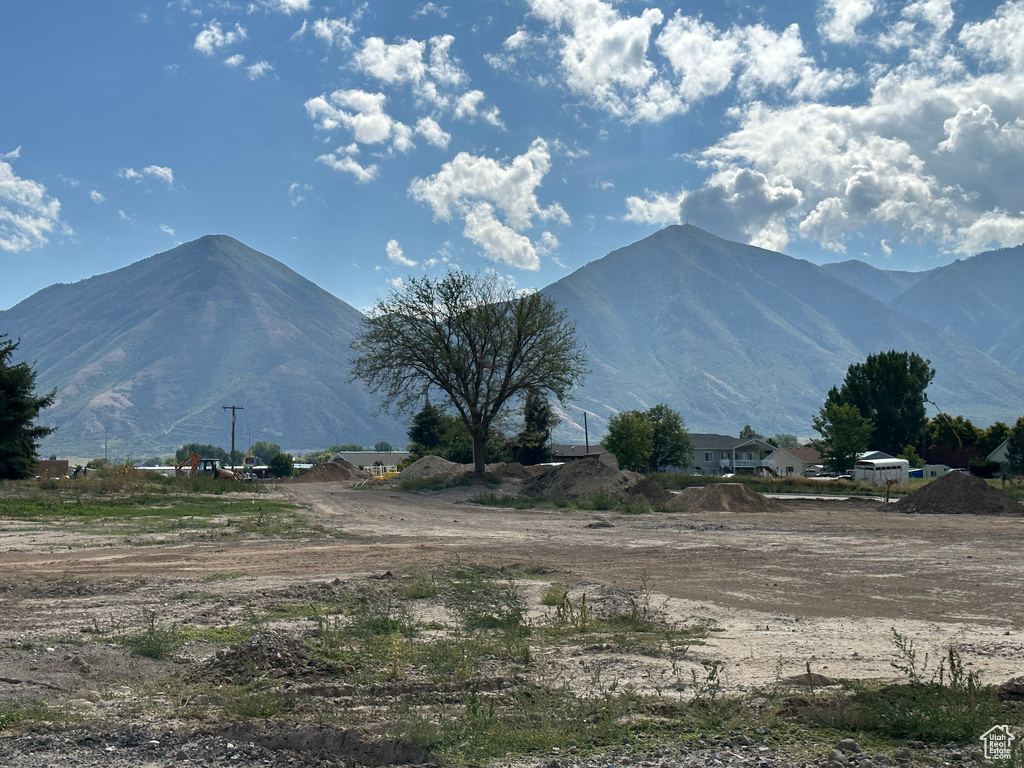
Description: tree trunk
xmin=472 ymin=430 xmax=487 ymax=475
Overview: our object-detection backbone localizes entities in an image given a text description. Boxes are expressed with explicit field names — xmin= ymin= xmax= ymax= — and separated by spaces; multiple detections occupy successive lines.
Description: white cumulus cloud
xmin=311 ymin=17 xmax=356 ymax=48
xmin=246 ymin=60 xmax=273 ymax=80
xmin=194 ymin=21 xmax=246 ymax=55
xmin=386 ymin=238 xmax=418 ymax=267
xmin=415 ymin=116 xmax=451 ymax=148
xmin=0 ymin=152 xmax=68 ymax=252
xmin=408 ymin=138 xmax=568 ymax=270
xmin=305 ymin=90 xmax=413 ymax=153
xmin=118 ymin=165 xmax=174 ymax=186
xmin=316 ymin=145 xmax=378 ymax=183
xmin=818 ymin=0 xmax=876 ymax=44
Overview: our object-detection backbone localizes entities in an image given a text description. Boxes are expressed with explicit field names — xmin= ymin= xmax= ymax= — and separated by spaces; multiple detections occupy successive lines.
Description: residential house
xmin=688 ymin=434 xmax=776 ymax=476
xmin=988 ymin=438 xmax=1009 ymax=467
xmin=767 ymin=445 xmax=821 ymax=477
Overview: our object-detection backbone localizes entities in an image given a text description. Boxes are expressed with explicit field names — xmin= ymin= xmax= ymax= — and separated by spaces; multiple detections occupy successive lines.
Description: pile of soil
xmin=485 ymin=461 xmax=530 ymax=479
xmin=891 ymin=470 xmax=1023 ymax=516
xmin=623 ymin=477 xmax=673 ymax=506
xmin=523 ymin=458 xmax=644 ymax=502
xmin=399 ymin=455 xmax=467 ymax=479
xmin=664 ymin=483 xmax=788 ymax=513
xmin=198 ymin=630 xmax=337 ymax=682
xmin=296 ymin=459 xmax=371 ymax=483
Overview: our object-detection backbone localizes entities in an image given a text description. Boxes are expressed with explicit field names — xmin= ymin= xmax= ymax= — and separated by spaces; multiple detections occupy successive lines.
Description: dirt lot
xmin=1 ymin=478 xmax=1022 ymax=766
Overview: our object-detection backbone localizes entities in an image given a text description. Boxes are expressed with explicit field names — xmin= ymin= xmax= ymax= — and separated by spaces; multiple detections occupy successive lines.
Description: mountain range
xmin=2 ymin=227 xmax=1023 ymax=458
xmin=544 ymin=226 xmax=1024 ymax=440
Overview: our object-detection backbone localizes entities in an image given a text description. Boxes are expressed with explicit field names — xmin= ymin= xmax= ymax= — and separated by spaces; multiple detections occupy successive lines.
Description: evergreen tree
xmin=1004 ymin=416 xmax=1024 ymax=477
xmin=517 ymin=390 xmax=557 ymax=465
xmin=0 ymin=335 xmax=56 ymax=479
xmin=407 ymin=400 xmax=444 ymax=454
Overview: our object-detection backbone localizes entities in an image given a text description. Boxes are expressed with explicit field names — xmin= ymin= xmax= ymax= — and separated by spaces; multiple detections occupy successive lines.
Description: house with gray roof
xmin=688 ymin=434 xmax=776 ymax=476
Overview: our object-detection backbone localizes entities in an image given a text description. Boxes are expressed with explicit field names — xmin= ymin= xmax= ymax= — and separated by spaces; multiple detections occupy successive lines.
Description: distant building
xmin=988 ymin=438 xmax=1010 ymax=466
xmin=768 ymin=445 xmax=821 ymax=477
xmin=550 ymin=444 xmax=618 ymax=468
xmin=688 ymin=434 xmax=776 ymax=476
xmin=34 ymin=460 xmax=69 ymax=479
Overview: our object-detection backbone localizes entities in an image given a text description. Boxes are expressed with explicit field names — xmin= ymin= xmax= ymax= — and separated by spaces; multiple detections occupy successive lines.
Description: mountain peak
xmin=0 ymin=236 xmax=399 ymax=456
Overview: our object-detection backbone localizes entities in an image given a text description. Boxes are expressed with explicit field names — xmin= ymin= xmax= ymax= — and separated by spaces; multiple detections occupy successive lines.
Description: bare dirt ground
xmin=1 ymin=479 xmax=1022 ymax=766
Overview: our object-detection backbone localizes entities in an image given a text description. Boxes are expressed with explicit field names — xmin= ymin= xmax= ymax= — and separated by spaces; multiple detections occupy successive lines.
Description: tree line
xmin=811 ymin=349 xmax=1024 ymax=476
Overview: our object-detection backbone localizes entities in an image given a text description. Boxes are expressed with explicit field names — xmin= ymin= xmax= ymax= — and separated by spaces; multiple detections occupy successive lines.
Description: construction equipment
xmin=175 ymin=452 xmax=240 ymax=480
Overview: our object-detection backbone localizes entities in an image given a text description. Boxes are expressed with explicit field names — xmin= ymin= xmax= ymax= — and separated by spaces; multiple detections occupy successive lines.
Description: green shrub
xmin=122 ymin=612 xmax=180 ymax=659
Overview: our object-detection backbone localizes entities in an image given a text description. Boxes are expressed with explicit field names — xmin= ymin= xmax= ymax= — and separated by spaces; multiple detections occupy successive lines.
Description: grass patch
xmin=0 ymin=495 xmax=308 ymax=539
xmin=400 ymin=567 xmax=439 ymax=600
xmin=539 ymin=583 xmax=567 ymax=606
xmin=219 ymin=684 xmax=292 ymax=718
xmin=0 ymin=703 xmax=71 ymax=730
xmin=121 ymin=612 xmax=181 ymax=659
xmin=583 ymin=489 xmax=617 ymax=510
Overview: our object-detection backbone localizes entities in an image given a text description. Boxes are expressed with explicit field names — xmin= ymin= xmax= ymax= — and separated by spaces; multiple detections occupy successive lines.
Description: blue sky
xmin=3 ymin=0 xmax=1023 ymax=312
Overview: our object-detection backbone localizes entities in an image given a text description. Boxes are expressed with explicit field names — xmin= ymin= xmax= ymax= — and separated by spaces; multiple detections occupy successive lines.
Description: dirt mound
xmin=399 ymin=455 xmax=468 ymax=479
xmin=891 ymin=470 xmax=1023 ymax=516
xmin=523 ymin=458 xmax=644 ymax=502
xmin=485 ymin=461 xmax=530 ymax=479
xmin=664 ymin=483 xmax=788 ymax=513
xmin=623 ymin=477 xmax=672 ymax=506
xmin=296 ymin=460 xmax=371 ymax=483
xmin=199 ymin=630 xmax=336 ymax=681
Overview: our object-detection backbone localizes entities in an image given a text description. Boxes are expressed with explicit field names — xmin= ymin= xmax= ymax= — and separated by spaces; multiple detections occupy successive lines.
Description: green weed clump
xmin=121 ymin=612 xmax=181 ymax=659
xmin=788 ymin=629 xmax=1016 ymax=745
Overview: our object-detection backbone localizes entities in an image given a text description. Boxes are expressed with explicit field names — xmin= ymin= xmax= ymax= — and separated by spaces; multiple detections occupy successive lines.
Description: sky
xmin=3 ymin=0 xmax=1024 ymax=312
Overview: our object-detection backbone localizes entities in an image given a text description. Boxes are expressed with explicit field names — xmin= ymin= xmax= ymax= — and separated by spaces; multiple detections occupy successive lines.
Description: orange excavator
xmin=174 ymin=452 xmax=240 ymax=480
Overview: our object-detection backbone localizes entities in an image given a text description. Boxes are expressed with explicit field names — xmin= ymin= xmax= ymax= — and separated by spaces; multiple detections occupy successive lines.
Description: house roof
xmin=768 ymin=445 xmax=820 ymax=464
xmin=691 ymin=434 xmax=774 ymax=451
xmin=988 ymin=437 xmax=1009 ymax=463
xmin=788 ymin=445 xmax=821 ymax=463
xmin=859 ymin=450 xmax=896 ymax=460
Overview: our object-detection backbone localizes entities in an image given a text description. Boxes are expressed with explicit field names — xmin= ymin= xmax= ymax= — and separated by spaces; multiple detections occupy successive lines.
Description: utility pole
xmin=223 ymin=405 xmax=244 ymax=469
